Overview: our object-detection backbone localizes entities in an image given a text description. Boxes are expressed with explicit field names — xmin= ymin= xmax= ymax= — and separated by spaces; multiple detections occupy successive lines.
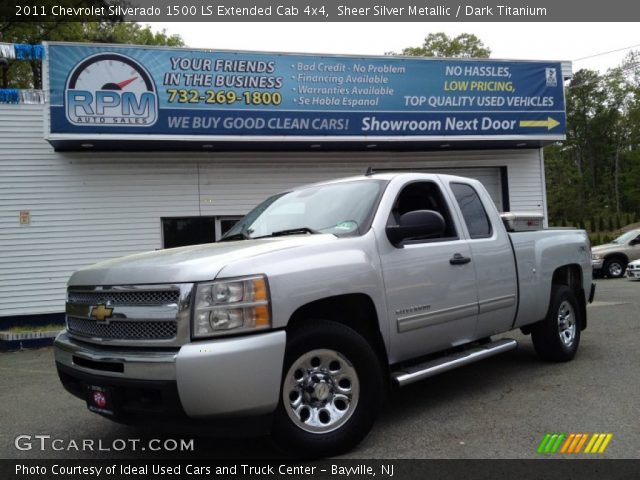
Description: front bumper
xmin=54 ymin=330 xmax=286 ymax=419
xmin=592 ymin=258 xmax=604 ymax=271
xmin=627 ymin=268 xmax=640 ymax=278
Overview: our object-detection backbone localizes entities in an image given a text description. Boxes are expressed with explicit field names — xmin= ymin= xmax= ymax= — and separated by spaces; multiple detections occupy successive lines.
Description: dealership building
xmin=0 ymin=42 xmax=570 ymax=323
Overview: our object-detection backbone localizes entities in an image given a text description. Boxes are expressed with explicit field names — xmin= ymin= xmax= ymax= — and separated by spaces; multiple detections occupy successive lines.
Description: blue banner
xmin=46 ymin=43 xmax=566 ymax=140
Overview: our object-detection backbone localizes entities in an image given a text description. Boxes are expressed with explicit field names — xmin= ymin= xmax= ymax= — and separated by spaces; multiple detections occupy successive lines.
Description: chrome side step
xmin=391 ymin=338 xmax=518 ymax=387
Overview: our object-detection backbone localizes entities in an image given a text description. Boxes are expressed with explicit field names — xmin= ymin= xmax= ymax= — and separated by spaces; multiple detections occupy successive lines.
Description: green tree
xmin=394 ymin=32 xmax=491 ymax=58
xmin=0 ymin=20 xmax=183 ymax=89
xmin=544 ymin=58 xmax=640 ymax=227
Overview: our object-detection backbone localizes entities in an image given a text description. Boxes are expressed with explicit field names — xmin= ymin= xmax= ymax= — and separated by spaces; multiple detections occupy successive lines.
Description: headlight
xmin=592 ymin=254 xmax=601 ymax=260
xmin=192 ymin=275 xmax=270 ymax=338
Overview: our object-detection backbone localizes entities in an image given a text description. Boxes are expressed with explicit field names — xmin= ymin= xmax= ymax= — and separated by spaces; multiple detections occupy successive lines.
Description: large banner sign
xmin=46 ymin=43 xmax=566 ymax=142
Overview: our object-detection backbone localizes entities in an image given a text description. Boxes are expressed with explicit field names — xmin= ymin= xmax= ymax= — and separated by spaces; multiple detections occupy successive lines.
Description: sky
xmin=150 ymin=22 xmax=640 ymax=73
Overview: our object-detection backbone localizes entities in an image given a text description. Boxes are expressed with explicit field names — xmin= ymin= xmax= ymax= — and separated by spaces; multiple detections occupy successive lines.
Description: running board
xmin=392 ymin=338 xmax=518 ymax=387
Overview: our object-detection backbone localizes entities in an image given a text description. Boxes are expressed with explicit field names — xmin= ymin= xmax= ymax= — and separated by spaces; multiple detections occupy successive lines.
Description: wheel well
xmin=604 ymin=253 xmax=628 ymax=264
xmin=552 ymin=264 xmax=587 ymax=330
xmin=287 ymin=294 xmax=389 ymax=372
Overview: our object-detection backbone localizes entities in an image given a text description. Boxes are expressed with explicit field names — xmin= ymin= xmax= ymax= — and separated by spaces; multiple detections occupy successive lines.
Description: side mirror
xmin=630 ymin=238 xmax=640 ymax=246
xmin=386 ymin=210 xmax=446 ymax=247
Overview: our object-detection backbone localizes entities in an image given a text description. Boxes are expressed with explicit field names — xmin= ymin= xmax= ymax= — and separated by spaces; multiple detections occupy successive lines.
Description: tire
xmin=603 ymin=258 xmax=626 ymax=278
xmin=531 ymin=285 xmax=581 ymax=362
xmin=272 ymin=320 xmax=384 ymax=457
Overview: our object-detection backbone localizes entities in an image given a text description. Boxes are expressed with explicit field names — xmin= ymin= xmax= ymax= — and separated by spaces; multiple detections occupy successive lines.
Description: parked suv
xmin=592 ymin=229 xmax=640 ymax=278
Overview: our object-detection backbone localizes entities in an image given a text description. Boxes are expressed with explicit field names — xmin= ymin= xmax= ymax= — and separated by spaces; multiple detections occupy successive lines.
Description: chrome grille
xmin=68 ymin=290 xmax=179 ymax=305
xmin=65 ymin=285 xmax=190 ymax=345
xmin=67 ymin=316 xmax=177 ymax=340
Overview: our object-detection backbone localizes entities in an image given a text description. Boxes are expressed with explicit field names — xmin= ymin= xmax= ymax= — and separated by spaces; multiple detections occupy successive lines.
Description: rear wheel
xmin=604 ymin=258 xmax=626 ymax=278
xmin=272 ymin=320 xmax=384 ymax=457
xmin=531 ymin=285 xmax=581 ymax=362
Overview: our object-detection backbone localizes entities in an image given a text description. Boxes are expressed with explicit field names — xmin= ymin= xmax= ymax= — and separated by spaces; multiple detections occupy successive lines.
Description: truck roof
xmin=303 ymin=171 xmax=479 ymax=188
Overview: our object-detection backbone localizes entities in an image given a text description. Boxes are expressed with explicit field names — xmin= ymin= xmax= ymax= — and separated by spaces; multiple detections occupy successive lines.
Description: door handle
xmin=450 ymin=253 xmax=471 ymax=265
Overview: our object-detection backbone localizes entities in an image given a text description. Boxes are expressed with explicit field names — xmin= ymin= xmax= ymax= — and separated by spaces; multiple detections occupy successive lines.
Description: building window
xmin=161 ymin=216 xmax=245 ymax=248
xmin=215 ymin=216 xmax=243 ymax=241
xmin=162 ymin=217 xmax=216 ymax=249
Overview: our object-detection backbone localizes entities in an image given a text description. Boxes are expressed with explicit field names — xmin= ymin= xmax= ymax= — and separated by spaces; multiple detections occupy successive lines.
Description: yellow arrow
xmin=519 ymin=117 xmax=560 ymax=130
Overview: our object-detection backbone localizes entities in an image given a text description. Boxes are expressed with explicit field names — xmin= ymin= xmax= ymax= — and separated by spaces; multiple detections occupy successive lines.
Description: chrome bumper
xmin=54 ymin=329 xmax=286 ymax=418
xmin=592 ymin=259 xmax=604 ymax=270
xmin=54 ymin=331 xmax=177 ymax=380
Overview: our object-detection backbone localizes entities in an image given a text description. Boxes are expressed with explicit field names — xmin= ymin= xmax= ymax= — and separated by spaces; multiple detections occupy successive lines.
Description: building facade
xmin=0 ymin=43 xmax=569 ymax=321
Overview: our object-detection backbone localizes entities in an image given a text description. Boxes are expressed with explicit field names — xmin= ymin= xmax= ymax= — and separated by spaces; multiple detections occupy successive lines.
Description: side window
xmin=389 ymin=181 xmax=457 ymax=241
xmin=451 ymin=183 xmax=492 ymax=239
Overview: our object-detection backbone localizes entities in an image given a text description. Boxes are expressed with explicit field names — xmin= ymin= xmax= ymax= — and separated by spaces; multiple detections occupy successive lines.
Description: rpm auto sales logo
xmin=65 ymin=52 xmax=158 ymax=127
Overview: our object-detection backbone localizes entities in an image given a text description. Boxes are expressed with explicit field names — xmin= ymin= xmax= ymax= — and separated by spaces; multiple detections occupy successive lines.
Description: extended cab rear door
xmin=445 ymin=179 xmax=518 ymax=338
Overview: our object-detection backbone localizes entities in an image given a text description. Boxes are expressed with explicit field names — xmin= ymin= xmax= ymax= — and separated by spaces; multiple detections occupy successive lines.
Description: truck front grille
xmin=67 ymin=290 xmax=179 ymax=306
xmin=67 ymin=316 xmax=177 ymax=340
xmin=65 ymin=285 xmax=189 ymax=345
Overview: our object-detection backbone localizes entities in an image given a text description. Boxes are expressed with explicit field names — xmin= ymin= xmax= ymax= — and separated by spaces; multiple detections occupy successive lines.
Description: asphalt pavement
xmin=1 ymin=278 xmax=638 ymax=459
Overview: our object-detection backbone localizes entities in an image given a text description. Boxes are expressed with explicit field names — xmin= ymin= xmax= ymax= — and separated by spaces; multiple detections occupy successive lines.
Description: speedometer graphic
xmin=65 ymin=53 xmax=158 ymax=127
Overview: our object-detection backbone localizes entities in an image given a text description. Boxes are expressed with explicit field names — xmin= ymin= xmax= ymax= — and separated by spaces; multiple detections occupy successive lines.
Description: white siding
xmin=0 ymin=104 xmax=545 ymax=317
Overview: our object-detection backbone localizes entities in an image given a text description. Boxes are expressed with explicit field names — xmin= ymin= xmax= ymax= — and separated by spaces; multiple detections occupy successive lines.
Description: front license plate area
xmin=86 ymin=385 xmax=115 ymax=415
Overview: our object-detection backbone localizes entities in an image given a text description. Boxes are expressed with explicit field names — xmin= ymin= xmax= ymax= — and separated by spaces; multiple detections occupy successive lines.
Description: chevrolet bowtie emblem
xmin=90 ymin=304 xmax=114 ymax=323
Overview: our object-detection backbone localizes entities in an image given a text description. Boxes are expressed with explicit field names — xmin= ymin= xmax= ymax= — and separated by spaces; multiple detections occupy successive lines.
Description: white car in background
xmin=627 ymin=259 xmax=640 ymax=279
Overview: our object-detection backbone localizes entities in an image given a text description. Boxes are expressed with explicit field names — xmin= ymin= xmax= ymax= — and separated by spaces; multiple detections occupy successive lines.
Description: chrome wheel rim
xmin=557 ymin=300 xmax=576 ymax=347
xmin=608 ymin=262 xmax=623 ymax=277
xmin=283 ymin=349 xmax=360 ymax=434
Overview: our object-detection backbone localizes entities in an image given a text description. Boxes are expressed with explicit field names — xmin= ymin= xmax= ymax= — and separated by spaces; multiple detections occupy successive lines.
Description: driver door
xmin=378 ymin=180 xmax=479 ymax=363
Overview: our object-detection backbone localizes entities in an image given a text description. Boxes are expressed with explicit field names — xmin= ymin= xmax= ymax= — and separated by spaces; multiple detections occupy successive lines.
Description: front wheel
xmin=272 ymin=320 xmax=384 ymax=457
xmin=604 ymin=258 xmax=626 ymax=278
xmin=531 ymin=285 xmax=581 ymax=362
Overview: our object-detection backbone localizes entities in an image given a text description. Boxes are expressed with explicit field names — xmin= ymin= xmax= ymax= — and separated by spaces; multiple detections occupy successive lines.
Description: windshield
xmin=222 ymin=180 xmax=386 ymax=240
xmin=612 ymin=230 xmax=640 ymax=244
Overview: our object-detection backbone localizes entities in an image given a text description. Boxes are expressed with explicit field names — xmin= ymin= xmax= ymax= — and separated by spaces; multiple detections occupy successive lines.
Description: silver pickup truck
xmin=54 ymin=172 xmax=594 ymax=456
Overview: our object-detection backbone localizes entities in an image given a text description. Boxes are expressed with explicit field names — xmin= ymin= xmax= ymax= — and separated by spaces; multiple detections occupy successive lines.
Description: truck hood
xmin=591 ymin=243 xmax=623 ymax=255
xmin=69 ymin=235 xmax=337 ymax=286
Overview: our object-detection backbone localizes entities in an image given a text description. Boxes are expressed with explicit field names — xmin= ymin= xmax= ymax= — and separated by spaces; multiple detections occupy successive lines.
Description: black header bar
xmin=2 ymin=0 xmax=640 ymax=22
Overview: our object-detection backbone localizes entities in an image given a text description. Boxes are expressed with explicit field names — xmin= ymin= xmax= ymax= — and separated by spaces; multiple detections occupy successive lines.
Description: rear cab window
xmin=450 ymin=182 xmax=493 ymax=239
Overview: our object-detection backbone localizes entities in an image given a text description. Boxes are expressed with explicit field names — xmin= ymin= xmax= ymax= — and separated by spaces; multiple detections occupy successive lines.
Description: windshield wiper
xmin=255 ymin=227 xmax=319 ymax=239
xmin=219 ymin=232 xmax=250 ymax=242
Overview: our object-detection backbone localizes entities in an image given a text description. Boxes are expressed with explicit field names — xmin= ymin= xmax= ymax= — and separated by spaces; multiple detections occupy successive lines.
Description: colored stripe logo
xmin=537 ymin=433 xmax=613 ymax=454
